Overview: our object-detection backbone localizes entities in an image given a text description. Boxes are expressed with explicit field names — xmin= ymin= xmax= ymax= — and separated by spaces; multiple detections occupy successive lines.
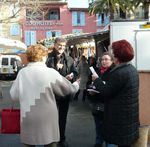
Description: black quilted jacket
xmin=93 ymin=63 xmax=139 ymax=146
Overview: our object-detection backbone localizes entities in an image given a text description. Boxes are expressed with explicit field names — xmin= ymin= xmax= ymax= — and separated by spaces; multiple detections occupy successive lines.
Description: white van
xmin=0 ymin=55 xmax=22 ymax=80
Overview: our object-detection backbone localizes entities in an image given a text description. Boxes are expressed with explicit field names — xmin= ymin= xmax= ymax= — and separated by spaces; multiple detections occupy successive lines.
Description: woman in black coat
xmin=91 ymin=40 xmax=139 ymax=147
xmin=88 ymin=52 xmax=115 ymax=147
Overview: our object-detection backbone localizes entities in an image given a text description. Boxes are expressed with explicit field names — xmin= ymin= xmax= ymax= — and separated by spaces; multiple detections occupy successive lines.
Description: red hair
xmin=112 ymin=40 xmax=134 ymax=63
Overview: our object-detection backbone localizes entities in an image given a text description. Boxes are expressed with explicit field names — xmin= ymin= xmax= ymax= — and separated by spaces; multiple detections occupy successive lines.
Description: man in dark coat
xmin=91 ymin=40 xmax=139 ymax=147
xmin=46 ymin=37 xmax=76 ymax=147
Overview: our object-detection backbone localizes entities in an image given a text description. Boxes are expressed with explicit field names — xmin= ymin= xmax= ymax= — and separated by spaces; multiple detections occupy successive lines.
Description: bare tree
xmin=0 ymin=0 xmax=65 ymax=23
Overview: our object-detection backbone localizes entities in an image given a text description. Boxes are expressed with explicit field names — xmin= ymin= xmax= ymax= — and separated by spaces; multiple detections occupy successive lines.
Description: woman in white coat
xmin=10 ymin=44 xmax=79 ymax=147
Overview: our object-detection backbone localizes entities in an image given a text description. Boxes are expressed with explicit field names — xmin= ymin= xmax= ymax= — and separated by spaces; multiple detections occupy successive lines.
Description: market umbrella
xmin=0 ymin=37 xmax=27 ymax=53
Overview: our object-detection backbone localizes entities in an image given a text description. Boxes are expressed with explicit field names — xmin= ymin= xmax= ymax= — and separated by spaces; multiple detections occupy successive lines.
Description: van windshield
xmin=2 ymin=58 xmax=8 ymax=65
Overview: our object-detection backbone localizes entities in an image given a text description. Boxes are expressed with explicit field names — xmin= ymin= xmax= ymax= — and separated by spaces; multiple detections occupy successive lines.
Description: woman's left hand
xmin=92 ymin=74 xmax=99 ymax=81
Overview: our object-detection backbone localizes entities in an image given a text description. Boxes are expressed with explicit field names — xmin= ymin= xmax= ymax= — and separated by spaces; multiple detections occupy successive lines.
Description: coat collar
xmin=28 ymin=62 xmax=46 ymax=67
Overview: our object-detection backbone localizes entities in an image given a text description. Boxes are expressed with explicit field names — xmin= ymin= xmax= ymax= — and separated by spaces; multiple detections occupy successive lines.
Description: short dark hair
xmin=101 ymin=52 xmax=114 ymax=61
xmin=54 ymin=37 xmax=67 ymax=44
xmin=112 ymin=39 xmax=134 ymax=63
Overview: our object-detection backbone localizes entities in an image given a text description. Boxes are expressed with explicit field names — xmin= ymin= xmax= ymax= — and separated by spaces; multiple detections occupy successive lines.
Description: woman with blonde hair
xmin=10 ymin=44 xmax=79 ymax=147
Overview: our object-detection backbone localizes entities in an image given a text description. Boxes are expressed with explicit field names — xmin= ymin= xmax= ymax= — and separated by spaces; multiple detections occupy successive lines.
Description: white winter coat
xmin=10 ymin=62 xmax=79 ymax=145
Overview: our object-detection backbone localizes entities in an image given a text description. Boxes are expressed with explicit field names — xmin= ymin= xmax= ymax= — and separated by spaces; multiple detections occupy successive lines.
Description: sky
xmin=67 ymin=0 xmax=89 ymax=8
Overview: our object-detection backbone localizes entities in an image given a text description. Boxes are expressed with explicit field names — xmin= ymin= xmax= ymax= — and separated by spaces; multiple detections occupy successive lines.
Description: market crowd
xmin=10 ymin=37 xmax=139 ymax=147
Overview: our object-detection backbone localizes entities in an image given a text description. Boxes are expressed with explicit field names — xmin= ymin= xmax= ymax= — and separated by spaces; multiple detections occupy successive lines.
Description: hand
xmin=89 ymin=91 xmax=96 ymax=95
xmin=65 ymin=74 xmax=73 ymax=81
xmin=92 ymin=74 xmax=99 ymax=81
xmin=76 ymin=78 xmax=80 ymax=85
xmin=57 ymin=63 xmax=63 ymax=69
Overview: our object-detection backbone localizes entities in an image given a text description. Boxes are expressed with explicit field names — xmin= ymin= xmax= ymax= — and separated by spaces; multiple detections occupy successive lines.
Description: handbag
xmin=1 ymin=108 xmax=20 ymax=134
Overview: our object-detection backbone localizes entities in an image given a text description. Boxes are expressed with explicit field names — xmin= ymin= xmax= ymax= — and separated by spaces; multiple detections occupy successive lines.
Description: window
xmin=2 ymin=58 xmax=8 ymax=65
xmin=10 ymin=58 xmax=16 ymax=66
xmin=26 ymin=9 xmax=43 ymax=20
xmin=10 ymin=24 xmax=20 ymax=36
xmin=48 ymin=9 xmax=60 ymax=20
xmin=97 ymin=13 xmax=109 ymax=26
xmin=46 ymin=31 xmax=61 ymax=38
xmin=77 ymin=12 xmax=81 ymax=24
xmin=72 ymin=11 xmax=85 ymax=26
xmin=25 ymin=31 xmax=36 ymax=46
xmin=72 ymin=29 xmax=82 ymax=35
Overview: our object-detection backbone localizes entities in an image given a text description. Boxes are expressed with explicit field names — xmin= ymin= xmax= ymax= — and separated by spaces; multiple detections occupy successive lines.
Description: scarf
xmin=100 ymin=66 xmax=109 ymax=74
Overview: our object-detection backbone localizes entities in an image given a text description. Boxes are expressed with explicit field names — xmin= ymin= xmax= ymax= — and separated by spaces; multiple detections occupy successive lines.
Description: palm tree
xmin=128 ymin=0 xmax=150 ymax=19
xmin=89 ymin=0 xmax=131 ymax=19
xmin=142 ymin=0 xmax=150 ymax=19
xmin=89 ymin=0 xmax=142 ymax=20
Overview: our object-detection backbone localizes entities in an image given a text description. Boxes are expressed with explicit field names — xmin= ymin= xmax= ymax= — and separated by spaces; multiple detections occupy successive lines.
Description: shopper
xmin=10 ymin=44 xmax=79 ymax=147
xmin=91 ymin=40 xmax=139 ymax=147
xmin=89 ymin=52 xmax=115 ymax=147
xmin=46 ymin=37 xmax=77 ymax=147
xmin=74 ymin=55 xmax=90 ymax=101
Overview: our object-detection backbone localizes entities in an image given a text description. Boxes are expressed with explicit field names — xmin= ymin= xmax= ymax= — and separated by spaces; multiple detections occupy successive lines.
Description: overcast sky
xmin=67 ymin=0 xmax=89 ymax=8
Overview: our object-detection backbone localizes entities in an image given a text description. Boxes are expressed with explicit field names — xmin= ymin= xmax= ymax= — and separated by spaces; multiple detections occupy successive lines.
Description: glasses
xmin=57 ymin=43 xmax=66 ymax=48
xmin=101 ymin=58 xmax=111 ymax=61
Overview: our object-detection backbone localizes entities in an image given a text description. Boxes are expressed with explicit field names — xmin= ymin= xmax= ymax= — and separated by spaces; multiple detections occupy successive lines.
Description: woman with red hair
xmin=91 ymin=40 xmax=139 ymax=147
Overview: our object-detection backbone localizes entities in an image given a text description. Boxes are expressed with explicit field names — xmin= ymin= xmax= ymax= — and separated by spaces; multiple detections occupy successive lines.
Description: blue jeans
xmin=93 ymin=112 xmax=115 ymax=147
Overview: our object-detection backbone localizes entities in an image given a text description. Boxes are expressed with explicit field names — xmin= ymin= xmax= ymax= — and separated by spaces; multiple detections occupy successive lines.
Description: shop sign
xmin=26 ymin=21 xmax=63 ymax=26
xmin=29 ymin=27 xmax=53 ymax=30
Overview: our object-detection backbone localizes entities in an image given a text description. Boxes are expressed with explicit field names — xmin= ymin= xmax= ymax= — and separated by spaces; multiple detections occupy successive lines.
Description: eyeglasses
xmin=101 ymin=58 xmax=111 ymax=61
xmin=57 ymin=43 xmax=66 ymax=48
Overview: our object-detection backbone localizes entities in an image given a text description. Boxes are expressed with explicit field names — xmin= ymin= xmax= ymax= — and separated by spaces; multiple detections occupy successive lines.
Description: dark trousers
xmin=92 ymin=112 xmax=115 ymax=147
xmin=56 ymin=96 xmax=70 ymax=142
xmin=74 ymin=89 xmax=87 ymax=101
xmin=93 ymin=113 xmax=104 ymax=145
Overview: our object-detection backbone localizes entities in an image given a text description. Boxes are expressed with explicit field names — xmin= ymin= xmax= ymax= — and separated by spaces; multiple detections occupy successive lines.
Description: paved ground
xmin=0 ymin=100 xmax=95 ymax=147
xmin=0 ymin=82 xmax=95 ymax=147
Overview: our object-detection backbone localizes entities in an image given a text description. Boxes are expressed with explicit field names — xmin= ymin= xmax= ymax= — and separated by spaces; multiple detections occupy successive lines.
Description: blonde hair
xmin=26 ymin=44 xmax=48 ymax=62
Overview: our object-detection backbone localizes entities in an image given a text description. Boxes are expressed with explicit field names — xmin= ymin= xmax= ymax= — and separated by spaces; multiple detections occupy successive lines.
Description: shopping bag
xmin=1 ymin=108 xmax=20 ymax=134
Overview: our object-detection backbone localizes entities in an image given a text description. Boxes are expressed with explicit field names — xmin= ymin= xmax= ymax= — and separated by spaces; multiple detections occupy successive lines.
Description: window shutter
xmin=96 ymin=14 xmax=102 ymax=26
xmin=104 ymin=14 xmax=109 ymax=25
xmin=25 ymin=31 xmax=36 ymax=46
xmin=46 ymin=31 xmax=52 ymax=38
xmin=25 ymin=31 xmax=31 ymax=46
xmin=72 ymin=11 xmax=77 ymax=26
xmin=55 ymin=31 xmax=61 ymax=37
xmin=30 ymin=31 xmax=36 ymax=45
xmin=10 ymin=24 xmax=20 ymax=36
xmin=80 ymin=12 xmax=85 ymax=26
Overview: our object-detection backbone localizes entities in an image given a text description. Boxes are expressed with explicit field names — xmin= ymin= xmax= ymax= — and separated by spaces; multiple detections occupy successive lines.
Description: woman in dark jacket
xmin=89 ymin=52 xmax=115 ymax=147
xmin=92 ymin=40 xmax=139 ymax=147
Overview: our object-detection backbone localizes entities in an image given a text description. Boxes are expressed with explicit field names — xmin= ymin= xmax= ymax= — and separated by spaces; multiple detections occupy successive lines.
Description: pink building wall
xmin=22 ymin=3 xmax=103 ymax=43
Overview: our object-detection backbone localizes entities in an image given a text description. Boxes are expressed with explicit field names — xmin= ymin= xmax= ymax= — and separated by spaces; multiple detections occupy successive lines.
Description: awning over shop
xmin=67 ymin=30 xmax=109 ymax=46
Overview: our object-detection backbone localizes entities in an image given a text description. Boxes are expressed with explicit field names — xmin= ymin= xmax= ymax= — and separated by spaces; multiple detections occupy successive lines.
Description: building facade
xmin=0 ymin=0 xmax=146 ymax=48
xmin=22 ymin=0 xmax=109 ymax=46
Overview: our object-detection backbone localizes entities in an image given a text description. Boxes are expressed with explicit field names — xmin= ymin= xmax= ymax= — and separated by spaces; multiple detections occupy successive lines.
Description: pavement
xmin=0 ymin=83 xmax=95 ymax=147
xmin=0 ymin=100 xmax=95 ymax=147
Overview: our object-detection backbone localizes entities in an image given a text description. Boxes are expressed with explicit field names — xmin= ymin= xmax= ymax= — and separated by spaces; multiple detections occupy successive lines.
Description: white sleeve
xmin=10 ymin=77 xmax=19 ymax=101
xmin=52 ymin=71 xmax=79 ymax=97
